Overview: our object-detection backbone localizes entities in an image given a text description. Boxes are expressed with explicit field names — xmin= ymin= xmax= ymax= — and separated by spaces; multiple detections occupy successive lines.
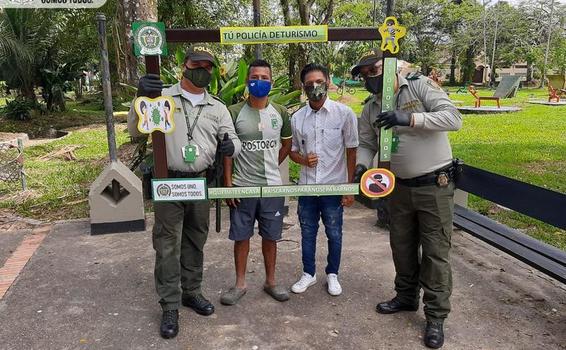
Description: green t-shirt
xmin=228 ymin=101 xmax=292 ymax=186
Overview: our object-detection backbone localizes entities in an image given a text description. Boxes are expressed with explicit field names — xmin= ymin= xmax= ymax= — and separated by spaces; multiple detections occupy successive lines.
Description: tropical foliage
xmin=160 ymin=46 xmax=302 ymax=109
xmin=0 ymin=0 xmax=565 ymax=115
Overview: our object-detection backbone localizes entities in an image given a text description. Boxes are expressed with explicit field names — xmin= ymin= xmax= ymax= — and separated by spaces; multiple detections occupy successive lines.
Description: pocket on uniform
xmin=323 ymin=128 xmax=342 ymax=151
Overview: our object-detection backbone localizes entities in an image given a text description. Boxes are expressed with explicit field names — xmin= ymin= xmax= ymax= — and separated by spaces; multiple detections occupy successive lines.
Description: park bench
xmin=468 ymin=85 xmax=501 ymax=108
xmin=548 ymin=85 xmax=561 ymax=103
xmin=546 ymin=75 xmax=566 ymax=102
xmin=467 ymin=75 xmax=522 ymax=107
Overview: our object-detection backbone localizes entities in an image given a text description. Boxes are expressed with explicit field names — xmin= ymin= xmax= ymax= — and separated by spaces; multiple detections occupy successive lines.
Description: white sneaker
xmin=327 ymin=273 xmax=342 ymax=296
xmin=291 ymin=273 xmax=317 ymax=294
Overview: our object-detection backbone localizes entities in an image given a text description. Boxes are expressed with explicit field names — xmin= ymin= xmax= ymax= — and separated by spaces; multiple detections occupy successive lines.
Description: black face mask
xmin=183 ymin=67 xmax=212 ymax=88
xmin=364 ymin=74 xmax=383 ymax=95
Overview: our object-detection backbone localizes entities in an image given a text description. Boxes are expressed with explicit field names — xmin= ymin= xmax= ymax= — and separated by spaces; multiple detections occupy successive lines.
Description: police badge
xmin=436 ymin=172 xmax=450 ymax=187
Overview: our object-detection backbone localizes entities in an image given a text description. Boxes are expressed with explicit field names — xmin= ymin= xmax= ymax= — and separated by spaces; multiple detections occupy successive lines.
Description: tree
xmin=440 ymin=0 xmax=483 ymax=85
xmin=114 ymin=0 xmax=158 ymax=87
xmin=277 ymin=0 xmax=335 ymax=88
xmin=394 ymin=0 xmax=447 ymax=75
xmin=0 ymin=9 xmax=66 ymax=100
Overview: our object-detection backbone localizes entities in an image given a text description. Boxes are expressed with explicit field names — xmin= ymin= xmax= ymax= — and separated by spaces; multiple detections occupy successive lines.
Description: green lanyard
xmin=379 ymin=57 xmax=397 ymax=162
xmin=180 ymin=98 xmax=204 ymax=143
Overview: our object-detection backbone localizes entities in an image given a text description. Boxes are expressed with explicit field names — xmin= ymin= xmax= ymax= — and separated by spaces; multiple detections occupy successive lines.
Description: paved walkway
xmin=0 ymin=202 xmax=564 ymax=350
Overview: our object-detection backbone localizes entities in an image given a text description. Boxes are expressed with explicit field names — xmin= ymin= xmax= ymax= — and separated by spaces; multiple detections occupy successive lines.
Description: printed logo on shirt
xmin=242 ymin=139 xmax=278 ymax=151
xmin=271 ymin=116 xmax=279 ymax=129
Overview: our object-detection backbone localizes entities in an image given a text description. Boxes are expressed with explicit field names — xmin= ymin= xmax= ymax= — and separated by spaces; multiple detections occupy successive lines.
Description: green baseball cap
xmin=184 ymin=45 xmax=217 ymax=66
xmin=351 ymin=48 xmax=383 ymax=77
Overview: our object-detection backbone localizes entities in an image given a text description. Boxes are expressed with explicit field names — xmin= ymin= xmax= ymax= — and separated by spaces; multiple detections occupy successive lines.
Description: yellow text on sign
xmin=220 ymin=25 xmax=328 ymax=45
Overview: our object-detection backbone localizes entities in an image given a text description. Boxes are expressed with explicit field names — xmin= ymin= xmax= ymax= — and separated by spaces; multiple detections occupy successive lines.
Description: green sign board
xmin=261 ymin=184 xmax=358 ymax=198
xmin=379 ymin=57 xmax=397 ymax=162
xmin=220 ymin=25 xmax=328 ymax=45
xmin=132 ymin=21 xmax=168 ymax=57
xmin=152 ymin=183 xmax=359 ymax=202
xmin=208 ymin=187 xmax=262 ymax=199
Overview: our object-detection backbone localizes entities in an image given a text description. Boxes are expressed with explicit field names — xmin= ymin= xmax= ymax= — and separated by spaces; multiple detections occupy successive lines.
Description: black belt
xmin=167 ymin=169 xmax=206 ymax=178
xmin=396 ymin=163 xmax=454 ymax=188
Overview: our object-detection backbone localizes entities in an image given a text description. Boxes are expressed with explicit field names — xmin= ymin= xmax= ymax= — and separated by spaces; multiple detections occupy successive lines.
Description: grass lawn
xmin=0 ymin=88 xmax=564 ymax=250
xmin=0 ymin=100 xmax=129 ymax=137
xmin=445 ymin=87 xmax=566 ymax=249
xmin=298 ymin=86 xmax=566 ymax=250
xmin=0 ymin=124 xmax=130 ymax=220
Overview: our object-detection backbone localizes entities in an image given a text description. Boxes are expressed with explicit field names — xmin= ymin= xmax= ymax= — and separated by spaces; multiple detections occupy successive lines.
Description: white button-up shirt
xmin=291 ymin=98 xmax=359 ymax=185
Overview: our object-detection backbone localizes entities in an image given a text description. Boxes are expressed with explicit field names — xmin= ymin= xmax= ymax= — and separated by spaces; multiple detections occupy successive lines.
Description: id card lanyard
xmin=180 ymin=99 xmax=204 ymax=163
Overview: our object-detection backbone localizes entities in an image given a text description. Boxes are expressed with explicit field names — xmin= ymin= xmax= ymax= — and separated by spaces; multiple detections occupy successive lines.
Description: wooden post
xmin=144 ymin=55 xmax=168 ymax=179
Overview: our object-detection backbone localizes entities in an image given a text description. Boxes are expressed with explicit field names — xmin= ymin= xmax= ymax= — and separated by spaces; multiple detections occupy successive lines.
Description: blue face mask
xmin=247 ymin=79 xmax=272 ymax=98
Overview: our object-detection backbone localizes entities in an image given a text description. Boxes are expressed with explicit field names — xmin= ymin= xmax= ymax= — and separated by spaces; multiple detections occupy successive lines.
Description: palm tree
xmin=0 ymin=9 xmax=65 ymax=101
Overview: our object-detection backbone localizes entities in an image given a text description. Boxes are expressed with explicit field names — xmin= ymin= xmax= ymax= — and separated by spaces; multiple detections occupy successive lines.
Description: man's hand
xmin=374 ymin=110 xmax=412 ymax=130
xmin=341 ymin=195 xmax=354 ymax=207
xmin=305 ymin=152 xmax=318 ymax=168
xmin=226 ymin=198 xmax=240 ymax=208
xmin=220 ymin=133 xmax=235 ymax=157
xmin=137 ymin=74 xmax=163 ymax=97
xmin=353 ymin=164 xmax=367 ymax=183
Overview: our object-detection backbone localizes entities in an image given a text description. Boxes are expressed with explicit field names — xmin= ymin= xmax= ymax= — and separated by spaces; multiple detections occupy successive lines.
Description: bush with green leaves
xmin=0 ymin=98 xmax=41 ymax=121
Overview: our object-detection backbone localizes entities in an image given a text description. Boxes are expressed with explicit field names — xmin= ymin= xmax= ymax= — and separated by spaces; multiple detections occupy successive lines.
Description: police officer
xmin=128 ymin=45 xmax=241 ymax=339
xmin=352 ymin=49 xmax=462 ymax=349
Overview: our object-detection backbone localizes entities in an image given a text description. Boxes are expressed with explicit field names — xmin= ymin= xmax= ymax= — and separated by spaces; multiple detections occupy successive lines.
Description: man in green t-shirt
xmin=221 ymin=60 xmax=292 ymax=305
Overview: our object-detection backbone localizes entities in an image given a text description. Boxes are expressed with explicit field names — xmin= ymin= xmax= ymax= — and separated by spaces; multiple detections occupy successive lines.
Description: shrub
xmin=0 ymin=98 xmax=40 ymax=121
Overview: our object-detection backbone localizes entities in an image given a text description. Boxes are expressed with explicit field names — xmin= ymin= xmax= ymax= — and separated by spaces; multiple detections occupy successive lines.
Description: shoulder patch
xmin=210 ymin=94 xmax=226 ymax=104
xmin=405 ymin=71 xmax=423 ymax=80
xmin=424 ymin=77 xmax=442 ymax=91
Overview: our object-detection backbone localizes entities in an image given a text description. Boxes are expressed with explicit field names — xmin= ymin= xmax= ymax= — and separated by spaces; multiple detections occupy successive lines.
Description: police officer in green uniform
xmin=128 ymin=45 xmax=241 ymax=339
xmin=352 ymin=49 xmax=462 ymax=349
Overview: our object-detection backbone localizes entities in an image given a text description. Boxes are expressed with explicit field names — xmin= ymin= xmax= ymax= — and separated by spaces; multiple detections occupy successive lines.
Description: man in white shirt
xmin=289 ymin=63 xmax=358 ymax=296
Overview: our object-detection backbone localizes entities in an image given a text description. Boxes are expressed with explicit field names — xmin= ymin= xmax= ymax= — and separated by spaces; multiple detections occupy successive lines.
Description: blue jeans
xmin=297 ymin=196 xmax=344 ymax=276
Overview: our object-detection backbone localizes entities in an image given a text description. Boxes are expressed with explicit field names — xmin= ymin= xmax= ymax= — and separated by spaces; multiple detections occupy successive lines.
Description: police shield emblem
xmin=132 ymin=21 xmax=168 ymax=57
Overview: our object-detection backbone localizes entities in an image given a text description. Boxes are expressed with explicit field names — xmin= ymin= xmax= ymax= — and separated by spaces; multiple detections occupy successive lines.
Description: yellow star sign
xmin=378 ymin=16 xmax=406 ymax=54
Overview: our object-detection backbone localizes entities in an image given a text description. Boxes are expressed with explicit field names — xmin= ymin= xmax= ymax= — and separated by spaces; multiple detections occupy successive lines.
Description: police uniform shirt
xmin=357 ymin=74 xmax=462 ymax=179
xmin=128 ymin=83 xmax=241 ymax=173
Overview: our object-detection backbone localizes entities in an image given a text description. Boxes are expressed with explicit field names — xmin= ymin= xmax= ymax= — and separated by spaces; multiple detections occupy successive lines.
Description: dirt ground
xmin=0 ymin=201 xmax=564 ymax=350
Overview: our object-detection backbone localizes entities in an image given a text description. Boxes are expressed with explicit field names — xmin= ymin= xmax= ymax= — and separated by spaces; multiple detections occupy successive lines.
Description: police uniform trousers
xmin=387 ymin=181 xmax=454 ymax=321
xmin=152 ymin=200 xmax=210 ymax=311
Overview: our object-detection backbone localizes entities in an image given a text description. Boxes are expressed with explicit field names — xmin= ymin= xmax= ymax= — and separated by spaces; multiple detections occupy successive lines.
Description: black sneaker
xmin=424 ymin=321 xmax=444 ymax=349
xmin=160 ymin=310 xmax=179 ymax=339
xmin=182 ymin=294 xmax=215 ymax=316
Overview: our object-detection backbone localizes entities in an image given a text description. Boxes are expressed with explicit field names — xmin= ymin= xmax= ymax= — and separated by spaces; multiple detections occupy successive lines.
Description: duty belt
xmin=167 ymin=169 xmax=207 ymax=178
xmin=396 ymin=163 xmax=455 ymax=188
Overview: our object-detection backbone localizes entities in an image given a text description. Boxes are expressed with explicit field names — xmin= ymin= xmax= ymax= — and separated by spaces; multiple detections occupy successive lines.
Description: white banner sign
xmin=152 ymin=178 xmax=207 ymax=202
